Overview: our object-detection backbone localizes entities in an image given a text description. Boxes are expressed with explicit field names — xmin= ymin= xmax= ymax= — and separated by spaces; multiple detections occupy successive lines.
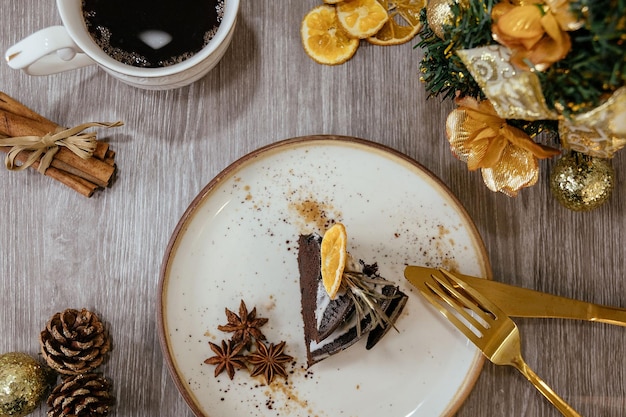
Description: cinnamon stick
xmin=0 ymin=92 xmax=53 ymax=125
xmin=0 ymin=110 xmax=57 ymax=138
xmin=0 ymin=112 xmax=115 ymax=184
xmin=50 ymin=171 xmax=98 ymax=198
xmin=53 ymin=147 xmax=115 ymax=187
xmin=48 ymin=157 xmax=109 ymax=188
xmin=0 ymin=145 xmax=97 ymax=197
xmin=94 ymin=141 xmax=109 ymax=160
xmin=104 ymin=149 xmax=115 ymax=166
xmin=0 ymin=94 xmax=117 ymax=190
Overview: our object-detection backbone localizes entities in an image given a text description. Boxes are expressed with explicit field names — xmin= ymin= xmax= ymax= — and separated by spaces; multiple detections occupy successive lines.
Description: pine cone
xmin=47 ymin=373 xmax=114 ymax=417
xmin=40 ymin=308 xmax=111 ymax=375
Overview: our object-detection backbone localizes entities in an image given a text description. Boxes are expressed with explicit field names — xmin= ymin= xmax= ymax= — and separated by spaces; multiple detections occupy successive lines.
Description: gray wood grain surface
xmin=1 ymin=1 xmax=624 ymax=416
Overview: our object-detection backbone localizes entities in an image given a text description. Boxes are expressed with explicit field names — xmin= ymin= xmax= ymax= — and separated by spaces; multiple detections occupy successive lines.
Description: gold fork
xmin=416 ymin=269 xmax=582 ymax=417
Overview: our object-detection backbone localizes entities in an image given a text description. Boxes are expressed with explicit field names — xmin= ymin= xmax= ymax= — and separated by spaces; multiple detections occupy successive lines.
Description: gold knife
xmin=404 ymin=265 xmax=626 ymax=327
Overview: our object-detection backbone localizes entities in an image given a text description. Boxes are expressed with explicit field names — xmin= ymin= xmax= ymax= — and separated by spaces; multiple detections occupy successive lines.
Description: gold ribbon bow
xmin=456 ymin=45 xmax=558 ymax=121
xmin=559 ymin=87 xmax=626 ymax=158
xmin=0 ymin=121 xmax=123 ymax=173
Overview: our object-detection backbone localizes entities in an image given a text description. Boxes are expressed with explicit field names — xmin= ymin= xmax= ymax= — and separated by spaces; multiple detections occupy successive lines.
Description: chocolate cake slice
xmin=366 ymin=285 xmax=408 ymax=349
xmin=298 ymin=233 xmax=408 ymax=367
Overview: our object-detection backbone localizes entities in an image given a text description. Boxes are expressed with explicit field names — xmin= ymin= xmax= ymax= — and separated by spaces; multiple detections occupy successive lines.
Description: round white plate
xmin=158 ymin=136 xmax=491 ymax=417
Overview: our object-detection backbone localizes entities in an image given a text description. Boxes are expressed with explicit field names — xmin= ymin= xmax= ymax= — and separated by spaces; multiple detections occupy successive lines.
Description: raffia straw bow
xmin=0 ymin=121 xmax=123 ymax=173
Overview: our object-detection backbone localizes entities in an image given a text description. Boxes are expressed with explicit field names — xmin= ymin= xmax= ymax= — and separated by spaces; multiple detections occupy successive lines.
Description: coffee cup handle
xmin=5 ymin=26 xmax=96 ymax=76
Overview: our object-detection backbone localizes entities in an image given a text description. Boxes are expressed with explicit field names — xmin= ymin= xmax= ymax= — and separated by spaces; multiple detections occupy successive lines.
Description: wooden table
xmin=1 ymin=1 xmax=624 ymax=416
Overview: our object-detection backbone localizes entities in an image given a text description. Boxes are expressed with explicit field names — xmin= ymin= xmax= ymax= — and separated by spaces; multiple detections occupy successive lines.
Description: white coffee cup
xmin=5 ymin=0 xmax=239 ymax=90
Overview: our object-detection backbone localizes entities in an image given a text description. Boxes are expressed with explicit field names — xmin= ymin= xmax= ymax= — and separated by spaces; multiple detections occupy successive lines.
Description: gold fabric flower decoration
xmin=446 ymin=97 xmax=560 ymax=196
xmin=491 ymin=0 xmax=584 ymax=71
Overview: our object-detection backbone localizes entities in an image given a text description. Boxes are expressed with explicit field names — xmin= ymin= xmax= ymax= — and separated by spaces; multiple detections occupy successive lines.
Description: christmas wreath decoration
xmin=418 ymin=0 xmax=625 ymax=210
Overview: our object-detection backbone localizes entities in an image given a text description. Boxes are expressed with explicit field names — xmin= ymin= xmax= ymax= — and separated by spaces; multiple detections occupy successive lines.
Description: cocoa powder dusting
xmin=289 ymin=198 xmax=341 ymax=233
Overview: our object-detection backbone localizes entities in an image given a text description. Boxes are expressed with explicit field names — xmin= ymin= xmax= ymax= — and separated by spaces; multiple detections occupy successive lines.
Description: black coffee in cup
xmin=82 ymin=0 xmax=225 ymax=68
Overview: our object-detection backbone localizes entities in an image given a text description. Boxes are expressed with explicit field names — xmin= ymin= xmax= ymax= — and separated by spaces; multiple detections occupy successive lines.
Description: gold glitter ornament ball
xmin=0 ymin=352 xmax=55 ymax=417
xmin=426 ymin=0 xmax=468 ymax=39
xmin=550 ymin=153 xmax=615 ymax=211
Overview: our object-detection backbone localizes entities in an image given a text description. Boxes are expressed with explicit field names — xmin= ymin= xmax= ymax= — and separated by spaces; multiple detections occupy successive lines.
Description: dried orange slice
xmin=336 ymin=0 xmax=389 ymax=39
xmin=320 ymin=222 xmax=348 ymax=300
xmin=301 ymin=5 xmax=360 ymax=65
xmin=367 ymin=0 xmax=425 ymax=45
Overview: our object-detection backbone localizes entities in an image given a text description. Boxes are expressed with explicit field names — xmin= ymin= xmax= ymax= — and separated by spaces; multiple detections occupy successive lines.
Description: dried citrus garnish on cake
xmin=336 ymin=0 xmax=389 ymax=39
xmin=320 ymin=222 xmax=348 ymax=299
xmin=301 ymin=5 xmax=360 ymax=65
xmin=367 ymin=0 xmax=425 ymax=45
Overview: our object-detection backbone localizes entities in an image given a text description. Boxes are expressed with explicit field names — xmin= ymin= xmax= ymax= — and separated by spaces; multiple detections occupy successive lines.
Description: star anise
xmin=203 ymin=340 xmax=247 ymax=380
xmin=217 ymin=300 xmax=268 ymax=348
xmin=247 ymin=341 xmax=293 ymax=385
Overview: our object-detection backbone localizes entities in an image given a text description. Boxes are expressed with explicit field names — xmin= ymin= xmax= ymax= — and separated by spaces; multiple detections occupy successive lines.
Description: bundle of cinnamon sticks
xmin=0 ymin=92 xmax=121 ymax=197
